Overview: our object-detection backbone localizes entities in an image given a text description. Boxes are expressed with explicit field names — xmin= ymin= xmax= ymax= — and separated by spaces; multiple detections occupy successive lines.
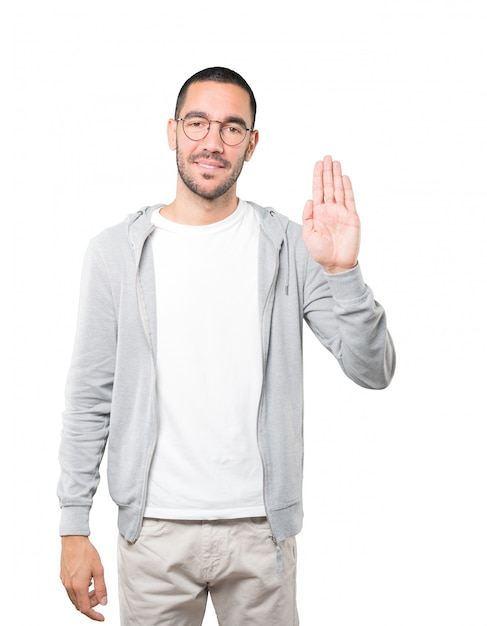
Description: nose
xmin=202 ymin=121 xmax=224 ymax=153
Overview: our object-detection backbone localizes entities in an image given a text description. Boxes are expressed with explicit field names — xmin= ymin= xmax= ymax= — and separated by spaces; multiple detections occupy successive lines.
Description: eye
xmin=221 ymin=124 xmax=245 ymax=137
xmin=186 ymin=119 xmax=207 ymax=129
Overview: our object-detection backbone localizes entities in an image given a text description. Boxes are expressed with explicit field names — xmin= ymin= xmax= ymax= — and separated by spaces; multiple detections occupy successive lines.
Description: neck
xmin=162 ymin=179 xmax=239 ymax=225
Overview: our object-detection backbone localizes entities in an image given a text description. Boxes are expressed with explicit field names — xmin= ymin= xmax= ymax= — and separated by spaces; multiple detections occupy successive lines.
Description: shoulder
xmin=87 ymin=204 xmax=160 ymax=254
xmin=247 ymin=201 xmax=304 ymax=243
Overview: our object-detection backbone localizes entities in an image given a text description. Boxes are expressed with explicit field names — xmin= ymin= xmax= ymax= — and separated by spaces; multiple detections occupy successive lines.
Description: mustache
xmin=190 ymin=151 xmax=230 ymax=168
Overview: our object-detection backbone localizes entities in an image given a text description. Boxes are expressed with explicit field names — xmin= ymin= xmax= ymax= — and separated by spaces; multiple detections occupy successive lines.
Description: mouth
xmin=196 ymin=161 xmax=224 ymax=170
xmin=191 ymin=152 xmax=229 ymax=171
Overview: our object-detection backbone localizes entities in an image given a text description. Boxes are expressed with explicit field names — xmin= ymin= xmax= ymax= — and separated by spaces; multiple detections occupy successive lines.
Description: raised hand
xmin=302 ymin=155 xmax=361 ymax=274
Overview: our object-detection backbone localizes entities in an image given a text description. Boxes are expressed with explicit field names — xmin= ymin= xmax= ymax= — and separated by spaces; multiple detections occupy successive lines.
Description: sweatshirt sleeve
xmin=303 ymin=257 xmax=395 ymax=389
xmin=57 ymin=240 xmax=117 ymax=536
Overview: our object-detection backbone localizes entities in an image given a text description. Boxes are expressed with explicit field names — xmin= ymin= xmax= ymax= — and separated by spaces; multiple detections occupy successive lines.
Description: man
xmin=58 ymin=66 xmax=395 ymax=625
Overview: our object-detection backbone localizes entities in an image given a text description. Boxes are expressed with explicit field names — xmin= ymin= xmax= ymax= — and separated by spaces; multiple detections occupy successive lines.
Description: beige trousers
xmin=118 ymin=517 xmax=299 ymax=625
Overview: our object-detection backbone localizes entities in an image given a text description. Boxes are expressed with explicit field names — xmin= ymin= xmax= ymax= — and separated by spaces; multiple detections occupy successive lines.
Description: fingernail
xmin=100 ymin=596 xmax=108 ymax=606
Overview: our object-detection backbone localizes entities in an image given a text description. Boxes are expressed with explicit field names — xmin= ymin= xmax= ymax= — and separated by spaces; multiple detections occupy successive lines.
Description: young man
xmin=58 ymin=66 xmax=395 ymax=625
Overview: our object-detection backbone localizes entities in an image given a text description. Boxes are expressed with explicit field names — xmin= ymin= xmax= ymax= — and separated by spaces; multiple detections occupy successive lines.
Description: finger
xmin=83 ymin=607 xmax=105 ymax=622
xmin=69 ymin=583 xmax=105 ymax=621
xmin=73 ymin=586 xmax=92 ymax=612
xmin=93 ymin=569 xmax=108 ymax=608
xmin=323 ymin=155 xmax=334 ymax=204
xmin=312 ymin=160 xmax=324 ymax=206
xmin=302 ymin=198 xmax=313 ymax=221
xmin=89 ymin=588 xmax=107 ymax=608
xmin=65 ymin=588 xmax=78 ymax=609
xmin=343 ymin=175 xmax=357 ymax=213
xmin=62 ymin=577 xmax=84 ymax=610
xmin=333 ymin=160 xmax=344 ymax=205
xmin=79 ymin=591 xmax=106 ymax=622
xmin=302 ymin=200 xmax=315 ymax=241
xmin=302 ymin=199 xmax=314 ymax=237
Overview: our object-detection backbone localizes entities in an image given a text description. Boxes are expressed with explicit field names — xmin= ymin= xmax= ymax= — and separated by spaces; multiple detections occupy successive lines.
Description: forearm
xmin=58 ymin=406 xmax=110 ymax=535
xmin=305 ymin=263 xmax=395 ymax=389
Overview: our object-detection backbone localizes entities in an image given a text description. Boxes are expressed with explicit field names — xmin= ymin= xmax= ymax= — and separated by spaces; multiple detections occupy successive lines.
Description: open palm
xmin=302 ymin=156 xmax=361 ymax=274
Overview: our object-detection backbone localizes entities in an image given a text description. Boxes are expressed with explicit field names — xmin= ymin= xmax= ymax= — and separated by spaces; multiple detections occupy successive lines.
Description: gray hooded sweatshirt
xmin=58 ymin=203 xmax=395 ymax=544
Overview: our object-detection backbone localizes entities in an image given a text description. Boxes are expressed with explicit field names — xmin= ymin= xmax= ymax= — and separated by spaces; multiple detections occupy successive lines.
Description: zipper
xmin=132 ymin=225 xmax=159 ymax=540
xmin=256 ymin=223 xmax=281 ymax=543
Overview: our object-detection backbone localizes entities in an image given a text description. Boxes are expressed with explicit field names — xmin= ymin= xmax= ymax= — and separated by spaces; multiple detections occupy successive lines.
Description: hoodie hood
xmin=126 ymin=202 xmax=289 ymax=244
xmin=126 ymin=202 xmax=291 ymax=292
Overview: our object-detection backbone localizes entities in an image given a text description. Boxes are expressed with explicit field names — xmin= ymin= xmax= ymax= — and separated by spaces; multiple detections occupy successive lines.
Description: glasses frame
xmin=176 ymin=116 xmax=253 ymax=146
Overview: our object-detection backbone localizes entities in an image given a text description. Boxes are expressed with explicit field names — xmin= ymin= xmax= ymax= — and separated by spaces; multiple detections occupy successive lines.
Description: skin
xmin=163 ymin=81 xmax=259 ymax=225
xmin=302 ymin=155 xmax=361 ymax=273
xmin=60 ymin=80 xmax=361 ymax=621
xmin=60 ymin=536 xmax=107 ymax=621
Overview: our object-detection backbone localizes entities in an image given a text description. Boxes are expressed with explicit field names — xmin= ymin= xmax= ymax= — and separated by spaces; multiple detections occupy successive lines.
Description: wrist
xmin=61 ymin=535 xmax=90 ymax=544
xmin=322 ymin=262 xmax=358 ymax=274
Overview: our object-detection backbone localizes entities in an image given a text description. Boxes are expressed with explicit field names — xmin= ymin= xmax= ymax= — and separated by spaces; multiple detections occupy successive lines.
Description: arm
xmin=302 ymin=156 xmax=395 ymax=388
xmin=58 ymin=241 xmax=116 ymax=619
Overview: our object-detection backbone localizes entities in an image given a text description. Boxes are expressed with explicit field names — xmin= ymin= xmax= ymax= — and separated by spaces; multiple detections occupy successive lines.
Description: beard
xmin=176 ymin=145 xmax=246 ymax=200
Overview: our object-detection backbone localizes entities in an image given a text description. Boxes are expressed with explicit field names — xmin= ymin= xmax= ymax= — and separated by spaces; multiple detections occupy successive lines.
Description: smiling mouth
xmin=191 ymin=152 xmax=229 ymax=170
xmin=196 ymin=162 xmax=224 ymax=170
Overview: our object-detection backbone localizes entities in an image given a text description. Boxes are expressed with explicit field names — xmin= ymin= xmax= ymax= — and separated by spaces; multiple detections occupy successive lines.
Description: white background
xmin=5 ymin=0 xmax=487 ymax=624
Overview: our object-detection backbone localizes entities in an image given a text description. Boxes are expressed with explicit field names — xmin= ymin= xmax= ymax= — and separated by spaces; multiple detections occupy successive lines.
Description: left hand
xmin=302 ymin=155 xmax=361 ymax=273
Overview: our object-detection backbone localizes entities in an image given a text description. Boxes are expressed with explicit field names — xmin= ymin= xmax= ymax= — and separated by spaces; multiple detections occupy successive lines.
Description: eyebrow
xmin=184 ymin=111 xmax=250 ymax=128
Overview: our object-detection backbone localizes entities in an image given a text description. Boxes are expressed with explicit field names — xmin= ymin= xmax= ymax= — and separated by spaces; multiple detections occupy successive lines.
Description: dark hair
xmin=175 ymin=67 xmax=257 ymax=128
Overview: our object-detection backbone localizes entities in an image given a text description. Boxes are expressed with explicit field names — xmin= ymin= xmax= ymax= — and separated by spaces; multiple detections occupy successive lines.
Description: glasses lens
xmin=220 ymin=122 xmax=248 ymax=146
xmin=183 ymin=116 xmax=209 ymax=140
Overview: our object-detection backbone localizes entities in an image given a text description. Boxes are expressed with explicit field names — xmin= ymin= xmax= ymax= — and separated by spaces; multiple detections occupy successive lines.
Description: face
xmin=168 ymin=81 xmax=258 ymax=201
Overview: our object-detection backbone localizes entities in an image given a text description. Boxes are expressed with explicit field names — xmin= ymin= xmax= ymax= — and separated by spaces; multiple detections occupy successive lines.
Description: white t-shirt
xmin=144 ymin=200 xmax=266 ymax=520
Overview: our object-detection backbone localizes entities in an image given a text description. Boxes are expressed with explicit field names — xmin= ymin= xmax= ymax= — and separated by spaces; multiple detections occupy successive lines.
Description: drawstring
xmin=282 ymin=235 xmax=290 ymax=296
xmin=269 ymin=210 xmax=290 ymax=296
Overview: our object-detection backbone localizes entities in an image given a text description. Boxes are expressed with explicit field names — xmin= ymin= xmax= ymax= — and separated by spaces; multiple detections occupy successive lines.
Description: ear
xmin=167 ymin=119 xmax=178 ymax=151
xmin=244 ymin=130 xmax=259 ymax=162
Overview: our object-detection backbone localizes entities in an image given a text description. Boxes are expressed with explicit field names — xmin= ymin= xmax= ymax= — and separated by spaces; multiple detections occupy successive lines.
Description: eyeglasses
xmin=176 ymin=115 xmax=253 ymax=146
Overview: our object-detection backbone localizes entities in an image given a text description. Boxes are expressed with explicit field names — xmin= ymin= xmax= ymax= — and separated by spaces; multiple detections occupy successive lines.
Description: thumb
xmin=302 ymin=199 xmax=314 ymax=235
